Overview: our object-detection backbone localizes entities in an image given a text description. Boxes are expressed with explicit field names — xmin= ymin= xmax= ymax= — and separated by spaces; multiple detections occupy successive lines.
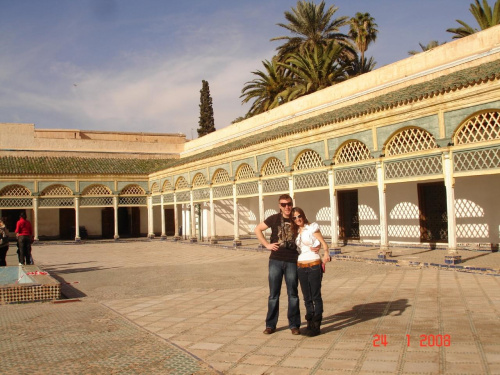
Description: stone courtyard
xmin=1 ymin=240 xmax=499 ymax=374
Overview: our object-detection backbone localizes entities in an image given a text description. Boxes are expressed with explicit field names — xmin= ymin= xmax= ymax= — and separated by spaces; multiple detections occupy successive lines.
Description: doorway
xmin=59 ymin=208 xmax=75 ymax=240
xmin=338 ymin=190 xmax=360 ymax=240
xmin=418 ymin=182 xmax=448 ymax=243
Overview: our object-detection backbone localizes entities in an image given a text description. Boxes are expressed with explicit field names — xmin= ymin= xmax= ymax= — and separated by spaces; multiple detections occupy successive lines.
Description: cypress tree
xmin=197 ymin=80 xmax=216 ymax=137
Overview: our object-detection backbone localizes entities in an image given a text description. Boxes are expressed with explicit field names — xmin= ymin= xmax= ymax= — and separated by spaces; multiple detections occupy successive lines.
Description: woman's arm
xmin=313 ymin=230 xmax=331 ymax=263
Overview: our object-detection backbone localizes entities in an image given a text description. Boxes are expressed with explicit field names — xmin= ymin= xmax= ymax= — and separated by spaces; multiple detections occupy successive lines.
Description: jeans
xmin=18 ymin=236 xmax=32 ymax=265
xmin=266 ymin=259 xmax=301 ymax=329
xmin=297 ymin=264 xmax=323 ymax=317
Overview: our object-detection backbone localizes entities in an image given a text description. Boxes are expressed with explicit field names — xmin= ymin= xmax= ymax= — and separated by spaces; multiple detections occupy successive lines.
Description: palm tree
xmin=271 ymin=0 xmax=354 ymax=61
xmin=345 ymin=55 xmax=376 ymax=78
xmin=277 ymin=42 xmax=347 ymax=102
xmin=240 ymin=58 xmax=292 ymax=117
xmin=408 ymin=41 xmax=445 ymax=55
xmin=348 ymin=12 xmax=378 ymax=68
xmin=447 ymin=0 xmax=500 ymax=39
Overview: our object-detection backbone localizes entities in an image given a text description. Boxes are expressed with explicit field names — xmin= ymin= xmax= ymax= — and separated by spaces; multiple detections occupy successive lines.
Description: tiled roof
xmin=0 ymin=156 xmax=174 ymax=175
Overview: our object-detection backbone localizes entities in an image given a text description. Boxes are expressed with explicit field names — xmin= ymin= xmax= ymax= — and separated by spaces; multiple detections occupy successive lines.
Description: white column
xmin=328 ymin=170 xmax=339 ymax=248
xmin=233 ymin=183 xmax=241 ymax=246
xmin=147 ymin=195 xmax=154 ymax=239
xmin=113 ymin=196 xmax=119 ymax=240
xmin=160 ymin=195 xmax=166 ymax=239
xmin=32 ymin=196 xmax=39 ymax=241
xmin=74 ymin=196 xmax=81 ymax=241
xmin=444 ymin=153 xmax=457 ymax=252
xmin=258 ymin=180 xmax=264 ymax=223
xmin=184 ymin=204 xmax=191 ymax=240
xmin=209 ymin=187 xmax=217 ymax=243
xmin=174 ymin=193 xmax=180 ymax=240
xmin=190 ymin=191 xmax=197 ymax=242
xmin=202 ymin=203 xmax=209 ymax=242
xmin=377 ymin=162 xmax=389 ymax=251
xmin=288 ymin=174 xmax=294 ymax=204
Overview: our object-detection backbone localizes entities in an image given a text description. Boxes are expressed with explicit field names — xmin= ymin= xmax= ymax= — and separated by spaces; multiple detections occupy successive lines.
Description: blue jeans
xmin=297 ymin=264 xmax=323 ymax=317
xmin=266 ymin=259 xmax=301 ymax=329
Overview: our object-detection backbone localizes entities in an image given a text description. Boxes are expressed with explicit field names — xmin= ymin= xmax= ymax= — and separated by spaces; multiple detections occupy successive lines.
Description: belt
xmin=297 ymin=260 xmax=321 ymax=268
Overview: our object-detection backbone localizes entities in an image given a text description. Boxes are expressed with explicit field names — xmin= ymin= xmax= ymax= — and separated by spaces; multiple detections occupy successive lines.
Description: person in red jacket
xmin=15 ymin=212 xmax=33 ymax=265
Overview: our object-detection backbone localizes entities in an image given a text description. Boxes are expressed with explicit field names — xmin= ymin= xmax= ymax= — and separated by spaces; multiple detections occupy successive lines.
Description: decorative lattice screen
xmin=385 ymin=128 xmax=437 ymax=156
xmin=80 ymin=197 xmax=113 ymax=206
xmin=335 ymin=166 xmax=377 ymax=185
xmin=175 ymin=177 xmax=190 ymax=190
xmin=263 ymin=177 xmax=289 ymax=193
xmin=335 ymin=141 xmax=372 ymax=164
xmin=236 ymin=181 xmax=259 ymax=196
xmin=121 ymin=185 xmax=145 ymax=195
xmin=193 ymin=188 xmax=210 ymax=201
xmin=175 ymin=191 xmax=190 ymax=203
xmin=212 ymin=169 xmax=231 ymax=184
xmin=41 ymin=184 xmax=73 ymax=196
xmin=163 ymin=193 xmax=174 ymax=203
xmin=152 ymin=195 xmax=161 ymax=205
xmin=192 ymin=173 xmax=208 ymax=187
xmin=293 ymin=150 xmax=323 ymax=170
xmin=262 ymin=158 xmax=285 ymax=176
xmin=150 ymin=183 xmax=160 ymax=194
xmin=81 ymin=185 xmax=111 ymax=196
xmin=385 ymin=155 xmax=442 ymax=179
xmin=119 ymin=196 xmax=146 ymax=206
xmin=454 ymin=146 xmax=500 ymax=172
xmin=162 ymin=180 xmax=173 ymax=192
xmin=294 ymin=172 xmax=329 ymax=190
xmin=0 ymin=198 xmax=33 ymax=208
xmin=0 ymin=185 xmax=32 ymax=197
xmin=455 ymin=111 xmax=500 ymax=145
xmin=236 ymin=164 xmax=255 ymax=180
xmin=39 ymin=198 xmax=74 ymax=208
xmin=213 ymin=185 xmax=233 ymax=199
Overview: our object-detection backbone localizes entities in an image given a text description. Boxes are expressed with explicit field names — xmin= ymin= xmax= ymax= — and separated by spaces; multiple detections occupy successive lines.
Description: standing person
xmin=0 ymin=218 xmax=9 ymax=266
xmin=255 ymin=194 xmax=302 ymax=335
xmin=15 ymin=212 xmax=33 ymax=265
xmin=291 ymin=207 xmax=331 ymax=336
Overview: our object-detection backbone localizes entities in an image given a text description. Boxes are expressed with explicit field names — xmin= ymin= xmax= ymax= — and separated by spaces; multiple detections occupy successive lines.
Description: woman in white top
xmin=291 ymin=207 xmax=331 ymax=336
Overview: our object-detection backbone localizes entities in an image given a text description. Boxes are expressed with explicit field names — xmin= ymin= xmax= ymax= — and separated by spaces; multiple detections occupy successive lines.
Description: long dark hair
xmin=290 ymin=207 xmax=309 ymax=236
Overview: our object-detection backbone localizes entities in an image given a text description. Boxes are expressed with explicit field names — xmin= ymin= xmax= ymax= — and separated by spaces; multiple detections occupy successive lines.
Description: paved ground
xmin=1 ymin=240 xmax=500 ymax=374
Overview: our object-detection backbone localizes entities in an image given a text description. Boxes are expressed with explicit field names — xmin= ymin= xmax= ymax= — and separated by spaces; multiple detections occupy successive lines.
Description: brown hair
xmin=278 ymin=194 xmax=292 ymax=202
xmin=290 ymin=207 xmax=309 ymax=236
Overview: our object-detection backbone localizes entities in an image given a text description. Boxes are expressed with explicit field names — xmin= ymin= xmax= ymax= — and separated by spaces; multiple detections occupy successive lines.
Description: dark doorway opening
xmin=59 ymin=208 xmax=75 ymax=240
xmin=418 ymin=182 xmax=448 ymax=243
xmin=338 ymin=190 xmax=360 ymax=241
xmin=164 ymin=208 xmax=175 ymax=236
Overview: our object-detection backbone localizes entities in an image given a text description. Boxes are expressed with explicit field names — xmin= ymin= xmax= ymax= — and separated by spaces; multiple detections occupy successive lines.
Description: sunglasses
xmin=292 ymin=214 xmax=303 ymax=221
xmin=280 ymin=202 xmax=293 ymax=208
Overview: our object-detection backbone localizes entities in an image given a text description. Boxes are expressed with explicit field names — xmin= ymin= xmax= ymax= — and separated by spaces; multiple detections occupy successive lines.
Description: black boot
xmin=304 ymin=314 xmax=313 ymax=335
xmin=310 ymin=315 xmax=322 ymax=336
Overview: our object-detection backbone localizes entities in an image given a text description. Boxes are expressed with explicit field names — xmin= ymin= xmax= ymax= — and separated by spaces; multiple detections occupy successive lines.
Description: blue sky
xmin=0 ymin=0 xmax=476 ymax=138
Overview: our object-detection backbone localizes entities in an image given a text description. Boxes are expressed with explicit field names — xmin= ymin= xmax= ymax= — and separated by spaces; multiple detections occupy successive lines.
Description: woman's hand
xmin=322 ymin=252 xmax=331 ymax=263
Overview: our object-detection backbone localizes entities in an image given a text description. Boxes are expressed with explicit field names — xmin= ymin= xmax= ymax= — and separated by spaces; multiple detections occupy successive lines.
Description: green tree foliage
xmin=447 ymin=0 xmax=500 ymax=39
xmin=240 ymin=1 xmax=377 ymax=119
xmin=271 ymin=0 xmax=354 ymax=60
xmin=349 ymin=12 xmax=378 ymax=68
xmin=240 ymin=58 xmax=291 ymax=117
xmin=278 ymin=42 xmax=346 ymax=102
xmin=197 ymin=80 xmax=216 ymax=137
xmin=408 ymin=41 xmax=445 ymax=55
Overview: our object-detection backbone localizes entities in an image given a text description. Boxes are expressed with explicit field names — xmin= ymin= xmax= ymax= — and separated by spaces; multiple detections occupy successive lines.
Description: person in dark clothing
xmin=15 ymin=212 xmax=33 ymax=265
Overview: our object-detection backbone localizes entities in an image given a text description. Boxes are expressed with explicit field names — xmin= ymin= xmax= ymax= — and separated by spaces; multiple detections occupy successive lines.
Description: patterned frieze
xmin=79 ymin=181 xmax=114 ymax=194
xmin=256 ymin=150 xmax=287 ymax=173
xmin=38 ymin=181 xmax=76 ymax=193
xmin=288 ymin=141 xmax=325 ymax=166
